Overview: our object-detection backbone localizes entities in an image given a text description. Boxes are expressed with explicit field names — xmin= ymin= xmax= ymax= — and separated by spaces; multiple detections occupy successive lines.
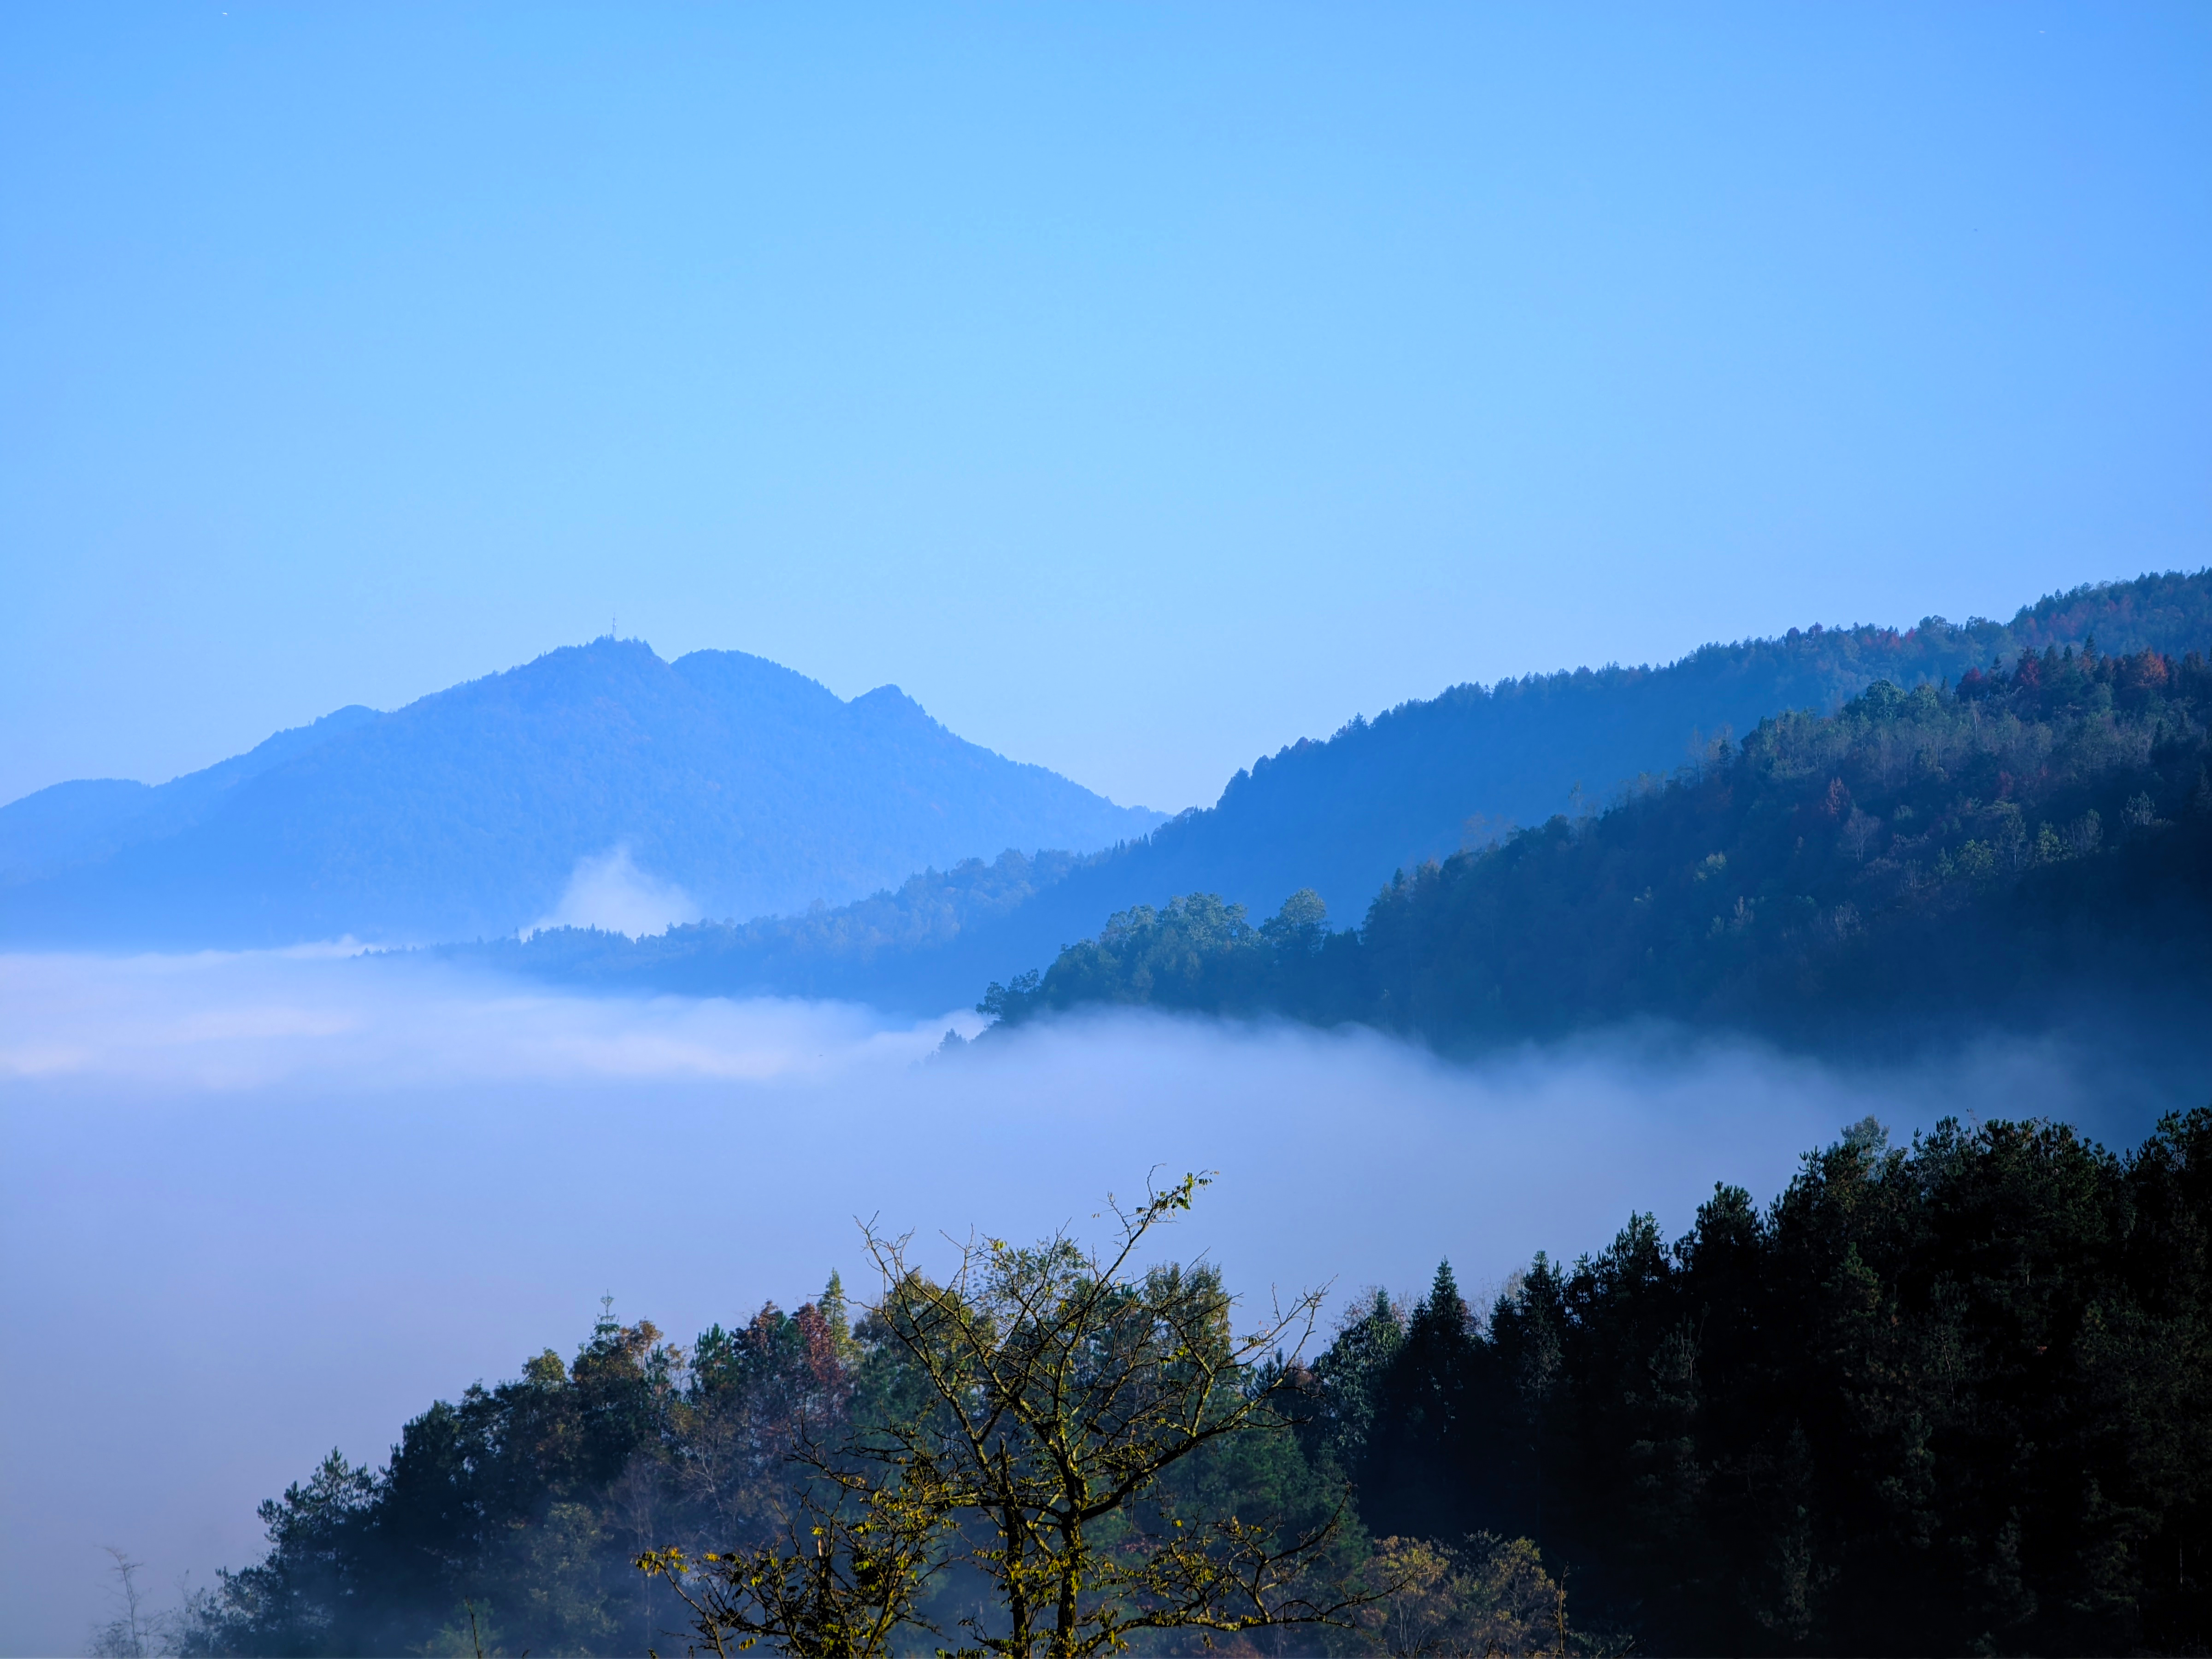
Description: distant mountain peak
xmin=0 ymin=640 xmax=1164 ymax=949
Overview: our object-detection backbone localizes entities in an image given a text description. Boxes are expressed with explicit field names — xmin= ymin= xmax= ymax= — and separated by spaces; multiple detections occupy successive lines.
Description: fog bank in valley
xmin=0 ymin=948 xmax=2185 ymax=1655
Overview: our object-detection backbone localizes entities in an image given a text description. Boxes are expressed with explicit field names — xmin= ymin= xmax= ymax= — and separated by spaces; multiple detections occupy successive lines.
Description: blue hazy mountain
xmin=0 ymin=640 xmax=1164 ymax=947
xmin=0 ymin=706 xmax=384 ymax=887
xmin=482 ymin=570 xmax=2212 ymax=1012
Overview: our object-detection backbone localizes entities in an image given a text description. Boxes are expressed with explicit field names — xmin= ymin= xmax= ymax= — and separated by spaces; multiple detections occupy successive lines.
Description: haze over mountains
xmin=0 ymin=642 xmax=1163 ymax=948
xmin=8 ymin=571 xmax=2207 ymax=988
xmin=482 ymin=569 xmax=2212 ymax=1013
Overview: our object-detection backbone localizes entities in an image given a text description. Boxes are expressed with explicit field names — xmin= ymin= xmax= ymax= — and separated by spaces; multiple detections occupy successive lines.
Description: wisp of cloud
xmin=527 ymin=845 xmax=702 ymax=939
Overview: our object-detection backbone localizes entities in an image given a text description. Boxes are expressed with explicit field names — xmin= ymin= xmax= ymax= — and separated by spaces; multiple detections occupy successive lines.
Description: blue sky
xmin=4 ymin=3 xmax=2206 ymax=812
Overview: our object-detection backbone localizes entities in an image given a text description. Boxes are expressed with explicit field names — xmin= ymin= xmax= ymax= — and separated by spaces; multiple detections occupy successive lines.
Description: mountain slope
xmin=486 ymin=569 xmax=2212 ymax=1012
xmin=987 ymin=639 xmax=2212 ymax=1052
xmin=0 ymin=705 xmax=381 ymax=885
xmin=1005 ymin=569 xmax=2212 ymax=932
xmin=0 ymin=641 xmax=1162 ymax=948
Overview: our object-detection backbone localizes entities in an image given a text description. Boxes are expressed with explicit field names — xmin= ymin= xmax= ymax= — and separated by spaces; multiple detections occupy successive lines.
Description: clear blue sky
xmin=4 ymin=3 xmax=2206 ymax=812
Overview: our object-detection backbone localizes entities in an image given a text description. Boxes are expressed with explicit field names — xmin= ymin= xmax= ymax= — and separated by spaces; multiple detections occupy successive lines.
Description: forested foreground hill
xmin=985 ymin=639 xmax=2212 ymax=1049
xmin=170 ymin=1113 xmax=2212 ymax=1656
xmin=483 ymin=570 xmax=2212 ymax=1013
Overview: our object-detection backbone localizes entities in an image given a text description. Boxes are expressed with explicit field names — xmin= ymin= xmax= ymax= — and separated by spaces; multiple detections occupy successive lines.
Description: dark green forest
xmin=171 ymin=1110 xmax=2212 ymax=1656
xmin=1308 ymin=1108 xmax=2212 ymax=1655
xmin=983 ymin=639 xmax=2212 ymax=1049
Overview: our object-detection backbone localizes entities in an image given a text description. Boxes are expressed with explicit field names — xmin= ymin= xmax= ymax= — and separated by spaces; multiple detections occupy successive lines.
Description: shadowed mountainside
xmin=987 ymin=637 xmax=2212 ymax=1058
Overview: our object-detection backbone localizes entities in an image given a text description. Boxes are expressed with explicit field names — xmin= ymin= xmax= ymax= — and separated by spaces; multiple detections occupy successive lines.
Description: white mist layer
xmin=528 ymin=844 xmax=700 ymax=938
xmin=0 ymin=948 xmax=2178 ymax=1654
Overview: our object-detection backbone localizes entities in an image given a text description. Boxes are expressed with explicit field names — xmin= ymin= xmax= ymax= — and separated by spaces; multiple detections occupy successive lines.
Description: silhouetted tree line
xmin=982 ymin=641 xmax=2212 ymax=1046
xmin=159 ymin=1108 xmax=2212 ymax=1655
xmin=167 ymin=1256 xmax=1378 ymax=1659
xmin=1294 ymin=1108 xmax=2212 ymax=1654
xmin=174 ymin=1291 xmax=860 ymax=1656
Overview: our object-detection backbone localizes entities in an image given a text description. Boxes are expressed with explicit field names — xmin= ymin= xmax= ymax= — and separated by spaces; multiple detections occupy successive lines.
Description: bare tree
xmin=88 ymin=1547 xmax=155 ymax=1659
xmin=1840 ymin=807 xmax=1883 ymax=865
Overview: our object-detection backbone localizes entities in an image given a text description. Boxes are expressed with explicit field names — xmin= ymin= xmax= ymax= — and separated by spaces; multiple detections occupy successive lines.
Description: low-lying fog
xmin=0 ymin=947 xmax=2190 ymax=1655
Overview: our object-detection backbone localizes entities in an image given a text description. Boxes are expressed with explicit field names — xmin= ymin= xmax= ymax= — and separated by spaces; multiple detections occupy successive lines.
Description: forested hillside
xmin=1297 ymin=1109 xmax=2212 ymax=1654
xmin=1052 ymin=567 xmax=2212 ymax=927
xmin=0 ymin=641 xmax=1160 ymax=948
xmin=985 ymin=637 xmax=2212 ymax=1049
xmin=169 ymin=1112 xmax=2212 ymax=1656
xmin=485 ymin=570 xmax=2212 ymax=1013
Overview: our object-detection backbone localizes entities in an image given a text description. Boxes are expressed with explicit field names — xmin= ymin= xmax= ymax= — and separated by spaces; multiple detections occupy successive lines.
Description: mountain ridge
xmin=0 ymin=639 xmax=1162 ymax=948
xmin=980 ymin=632 xmax=2212 ymax=1059
xmin=480 ymin=569 xmax=2212 ymax=1012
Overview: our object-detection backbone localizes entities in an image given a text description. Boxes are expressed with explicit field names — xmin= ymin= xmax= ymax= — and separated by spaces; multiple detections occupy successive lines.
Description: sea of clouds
xmin=0 ymin=946 xmax=2187 ymax=1655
